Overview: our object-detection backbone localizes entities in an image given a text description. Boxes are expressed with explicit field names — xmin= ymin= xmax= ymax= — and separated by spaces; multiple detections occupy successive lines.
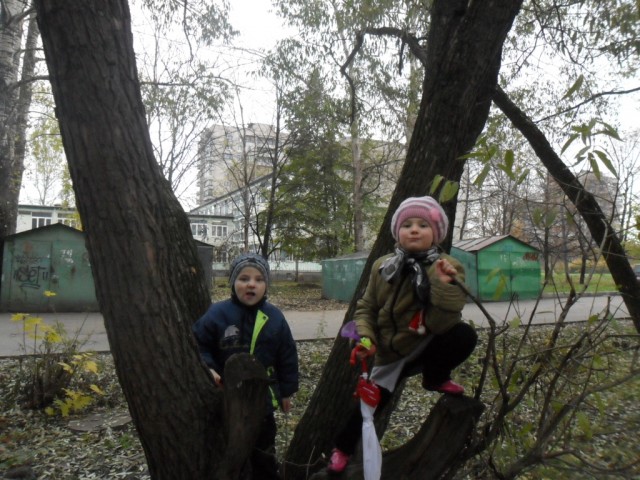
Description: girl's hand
xmin=435 ymin=259 xmax=457 ymax=283
xmin=281 ymin=397 xmax=292 ymax=413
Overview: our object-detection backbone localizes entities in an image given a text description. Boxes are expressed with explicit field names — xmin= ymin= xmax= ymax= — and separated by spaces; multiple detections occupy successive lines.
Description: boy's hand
xmin=281 ymin=397 xmax=292 ymax=413
xmin=209 ymin=368 xmax=223 ymax=387
xmin=435 ymin=258 xmax=457 ymax=284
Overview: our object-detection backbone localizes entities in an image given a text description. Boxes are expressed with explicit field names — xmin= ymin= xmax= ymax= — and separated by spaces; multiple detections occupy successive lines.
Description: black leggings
xmin=335 ymin=323 xmax=477 ymax=455
xmin=251 ymin=413 xmax=281 ymax=479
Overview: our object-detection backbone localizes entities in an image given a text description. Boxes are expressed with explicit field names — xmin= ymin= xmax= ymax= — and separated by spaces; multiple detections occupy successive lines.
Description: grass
xmin=543 ymin=273 xmax=619 ymax=295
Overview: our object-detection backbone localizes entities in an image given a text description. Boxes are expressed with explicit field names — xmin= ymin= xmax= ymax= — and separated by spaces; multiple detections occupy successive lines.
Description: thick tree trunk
xmin=284 ymin=1 xmax=523 ymax=477
xmin=493 ymin=86 xmax=640 ymax=332
xmin=35 ymin=1 xmax=258 ymax=478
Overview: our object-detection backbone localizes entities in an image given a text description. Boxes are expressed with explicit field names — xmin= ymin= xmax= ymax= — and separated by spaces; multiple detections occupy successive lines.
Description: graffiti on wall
xmin=13 ymin=254 xmax=50 ymax=290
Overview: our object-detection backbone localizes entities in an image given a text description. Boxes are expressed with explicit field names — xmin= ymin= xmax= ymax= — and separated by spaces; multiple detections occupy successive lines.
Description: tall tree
xmin=0 ymin=0 xmax=37 ymax=243
xmin=276 ymin=67 xmax=354 ymax=258
xmin=284 ymin=1 xmax=524 ymax=477
xmin=35 ymin=1 xmax=265 ymax=479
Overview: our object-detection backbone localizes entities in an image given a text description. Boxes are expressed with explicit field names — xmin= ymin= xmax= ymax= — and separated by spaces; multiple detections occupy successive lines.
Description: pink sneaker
xmin=327 ymin=448 xmax=350 ymax=473
xmin=425 ymin=379 xmax=464 ymax=396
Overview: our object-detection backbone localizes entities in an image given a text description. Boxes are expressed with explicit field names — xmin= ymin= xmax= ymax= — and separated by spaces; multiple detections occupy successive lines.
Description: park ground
xmin=1 ymin=282 xmax=638 ymax=479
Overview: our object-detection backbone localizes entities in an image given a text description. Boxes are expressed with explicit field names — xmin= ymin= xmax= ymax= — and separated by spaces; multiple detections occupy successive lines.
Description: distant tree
xmin=137 ymin=9 xmax=229 ymax=208
xmin=275 ymin=67 xmax=354 ymax=259
xmin=24 ymin=96 xmax=67 ymax=205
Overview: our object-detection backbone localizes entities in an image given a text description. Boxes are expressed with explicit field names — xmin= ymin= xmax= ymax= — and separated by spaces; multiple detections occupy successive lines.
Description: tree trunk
xmin=35 ymin=1 xmax=259 ymax=478
xmin=493 ymin=86 xmax=640 ymax=332
xmin=284 ymin=1 xmax=523 ymax=477
xmin=352 ymin=127 xmax=365 ymax=252
xmin=0 ymin=0 xmax=29 ymax=241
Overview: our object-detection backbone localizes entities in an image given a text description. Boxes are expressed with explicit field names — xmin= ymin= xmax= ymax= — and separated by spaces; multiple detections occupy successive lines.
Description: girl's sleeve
xmin=354 ymin=257 xmax=384 ymax=343
xmin=429 ymin=255 xmax=467 ymax=312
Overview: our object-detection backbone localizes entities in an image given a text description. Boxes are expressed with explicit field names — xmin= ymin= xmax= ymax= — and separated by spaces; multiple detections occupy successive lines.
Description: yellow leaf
xmin=45 ymin=330 xmax=62 ymax=343
xmin=58 ymin=362 xmax=73 ymax=373
xmin=24 ymin=316 xmax=43 ymax=327
xmin=90 ymin=384 xmax=105 ymax=395
xmin=83 ymin=361 xmax=99 ymax=374
xmin=11 ymin=313 xmax=29 ymax=322
xmin=43 ymin=290 xmax=57 ymax=297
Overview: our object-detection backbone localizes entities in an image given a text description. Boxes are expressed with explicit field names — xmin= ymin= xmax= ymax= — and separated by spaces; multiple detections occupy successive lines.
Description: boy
xmin=192 ymin=252 xmax=299 ymax=479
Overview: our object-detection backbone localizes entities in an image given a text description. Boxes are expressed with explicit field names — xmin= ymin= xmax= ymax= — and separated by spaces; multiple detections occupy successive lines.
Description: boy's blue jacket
xmin=192 ymin=297 xmax=299 ymax=411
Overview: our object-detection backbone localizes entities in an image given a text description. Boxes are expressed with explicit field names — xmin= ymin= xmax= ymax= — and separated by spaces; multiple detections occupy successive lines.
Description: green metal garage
xmin=450 ymin=235 xmax=541 ymax=302
xmin=1 ymin=224 xmax=99 ymax=312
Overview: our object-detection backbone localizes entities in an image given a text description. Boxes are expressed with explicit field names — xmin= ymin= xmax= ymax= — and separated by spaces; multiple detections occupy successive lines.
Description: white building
xmin=197 ymin=123 xmax=286 ymax=205
xmin=190 ymin=174 xmax=272 ymax=258
xmin=16 ymin=204 xmax=234 ymax=253
xmin=16 ymin=205 xmax=80 ymax=233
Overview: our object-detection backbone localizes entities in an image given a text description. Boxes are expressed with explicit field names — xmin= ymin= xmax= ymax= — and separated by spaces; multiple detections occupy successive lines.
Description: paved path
xmin=0 ymin=294 xmax=630 ymax=357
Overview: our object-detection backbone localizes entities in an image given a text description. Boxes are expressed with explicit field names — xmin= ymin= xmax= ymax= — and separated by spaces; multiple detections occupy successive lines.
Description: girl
xmin=328 ymin=196 xmax=477 ymax=473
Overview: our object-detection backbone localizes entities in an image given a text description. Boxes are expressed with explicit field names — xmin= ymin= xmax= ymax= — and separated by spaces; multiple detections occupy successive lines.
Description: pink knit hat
xmin=390 ymin=196 xmax=449 ymax=244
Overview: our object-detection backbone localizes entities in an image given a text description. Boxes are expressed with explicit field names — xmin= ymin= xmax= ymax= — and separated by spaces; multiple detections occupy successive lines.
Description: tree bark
xmin=284 ymin=1 xmax=523 ymax=477
xmin=0 ymin=0 xmax=29 ymax=241
xmin=493 ymin=86 xmax=640 ymax=332
xmin=34 ymin=1 xmax=254 ymax=478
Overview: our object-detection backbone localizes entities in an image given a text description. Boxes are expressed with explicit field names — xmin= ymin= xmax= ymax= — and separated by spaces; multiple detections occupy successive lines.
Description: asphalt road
xmin=0 ymin=294 xmax=630 ymax=357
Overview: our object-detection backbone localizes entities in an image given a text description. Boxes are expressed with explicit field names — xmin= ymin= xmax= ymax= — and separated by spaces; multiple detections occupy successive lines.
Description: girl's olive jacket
xmin=355 ymin=253 xmax=467 ymax=366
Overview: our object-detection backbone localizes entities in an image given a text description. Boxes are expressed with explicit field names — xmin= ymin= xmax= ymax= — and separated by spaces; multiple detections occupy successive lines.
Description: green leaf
xmin=561 ymin=133 xmax=579 ymax=154
xmin=588 ymin=152 xmax=601 ymax=180
xmin=473 ymin=163 xmax=491 ymax=187
xmin=516 ymin=168 xmax=530 ymax=185
xmin=577 ymin=411 xmax=593 ymax=440
xmin=439 ymin=181 xmax=459 ymax=202
xmin=430 ymin=175 xmax=444 ymax=194
xmin=562 ymin=74 xmax=584 ymax=100
xmin=598 ymin=121 xmax=622 ymax=141
xmin=594 ymin=150 xmax=618 ymax=177
xmin=494 ymin=275 xmax=507 ymax=300
xmin=504 ymin=149 xmax=514 ymax=170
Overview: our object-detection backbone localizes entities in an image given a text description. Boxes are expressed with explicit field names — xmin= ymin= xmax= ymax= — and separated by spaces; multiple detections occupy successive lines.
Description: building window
xmin=215 ymin=225 xmax=227 ymax=237
xmin=58 ymin=214 xmax=78 ymax=229
xmin=190 ymin=222 xmax=208 ymax=237
xmin=32 ymin=213 xmax=52 ymax=229
xmin=214 ymin=250 xmax=228 ymax=263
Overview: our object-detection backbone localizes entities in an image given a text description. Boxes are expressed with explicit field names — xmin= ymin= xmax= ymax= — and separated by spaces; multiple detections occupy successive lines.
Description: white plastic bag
xmin=360 ymin=400 xmax=382 ymax=480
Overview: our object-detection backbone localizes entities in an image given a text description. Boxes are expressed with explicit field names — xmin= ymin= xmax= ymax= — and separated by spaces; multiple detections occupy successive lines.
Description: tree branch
xmin=493 ymin=85 xmax=640 ymax=331
xmin=536 ymin=86 xmax=640 ymax=123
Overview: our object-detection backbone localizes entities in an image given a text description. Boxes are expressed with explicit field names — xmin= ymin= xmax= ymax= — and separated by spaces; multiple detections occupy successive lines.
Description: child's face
xmin=398 ymin=217 xmax=434 ymax=252
xmin=233 ymin=266 xmax=267 ymax=306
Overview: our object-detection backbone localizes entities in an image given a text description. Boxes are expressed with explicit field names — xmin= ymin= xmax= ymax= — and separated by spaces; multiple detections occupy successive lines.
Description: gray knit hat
xmin=229 ymin=253 xmax=270 ymax=291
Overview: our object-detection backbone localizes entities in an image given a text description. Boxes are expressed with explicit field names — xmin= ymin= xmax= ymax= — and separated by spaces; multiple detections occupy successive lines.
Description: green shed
xmin=0 ymin=224 xmax=99 ymax=312
xmin=321 ymin=252 xmax=368 ymax=302
xmin=451 ymin=235 xmax=541 ymax=301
